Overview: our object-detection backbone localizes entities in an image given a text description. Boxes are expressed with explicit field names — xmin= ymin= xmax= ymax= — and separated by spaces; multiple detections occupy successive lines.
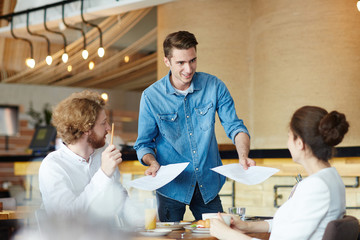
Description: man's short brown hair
xmin=163 ymin=31 xmax=198 ymax=58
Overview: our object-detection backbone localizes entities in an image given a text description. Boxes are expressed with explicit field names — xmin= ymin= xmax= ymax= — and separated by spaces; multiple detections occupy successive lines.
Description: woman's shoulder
xmin=297 ymin=168 xmax=342 ymax=194
xmin=310 ymin=167 xmax=342 ymax=187
xmin=295 ymin=174 xmax=329 ymax=198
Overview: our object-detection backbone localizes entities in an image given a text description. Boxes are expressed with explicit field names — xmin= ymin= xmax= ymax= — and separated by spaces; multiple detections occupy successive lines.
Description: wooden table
xmin=0 ymin=205 xmax=36 ymax=220
xmin=133 ymin=229 xmax=270 ymax=240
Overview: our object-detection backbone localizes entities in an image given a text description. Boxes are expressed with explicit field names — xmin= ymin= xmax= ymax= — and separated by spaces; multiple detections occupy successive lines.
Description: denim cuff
xmin=231 ymin=128 xmax=250 ymax=144
xmin=136 ymin=147 xmax=156 ymax=165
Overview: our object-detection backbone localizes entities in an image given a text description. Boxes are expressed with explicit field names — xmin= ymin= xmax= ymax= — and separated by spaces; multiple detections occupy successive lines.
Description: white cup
xmin=202 ymin=213 xmax=231 ymax=226
xmin=202 ymin=213 xmax=218 ymax=220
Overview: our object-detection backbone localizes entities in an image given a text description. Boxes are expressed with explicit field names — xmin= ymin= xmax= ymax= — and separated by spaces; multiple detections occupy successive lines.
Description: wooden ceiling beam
xmin=91 ymin=61 xmax=156 ymax=89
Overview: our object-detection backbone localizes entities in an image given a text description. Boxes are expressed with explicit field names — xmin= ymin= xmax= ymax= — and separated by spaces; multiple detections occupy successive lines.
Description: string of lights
xmin=0 ymin=0 xmax=105 ymax=69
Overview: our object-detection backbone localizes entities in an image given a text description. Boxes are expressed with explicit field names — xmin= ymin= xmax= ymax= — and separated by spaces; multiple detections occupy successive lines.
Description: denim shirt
xmin=134 ymin=71 xmax=249 ymax=204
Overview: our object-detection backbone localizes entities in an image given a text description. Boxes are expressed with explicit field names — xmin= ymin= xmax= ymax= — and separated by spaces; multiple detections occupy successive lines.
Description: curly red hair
xmin=52 ymin=90 xmax=106 ymax=144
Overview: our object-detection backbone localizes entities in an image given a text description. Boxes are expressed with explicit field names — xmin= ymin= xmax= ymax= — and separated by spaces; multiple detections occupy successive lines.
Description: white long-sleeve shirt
xmin=266 ymin=167 xmax=345 ymax=240
xmin=39 ymin=143 xmax=133 ymax=223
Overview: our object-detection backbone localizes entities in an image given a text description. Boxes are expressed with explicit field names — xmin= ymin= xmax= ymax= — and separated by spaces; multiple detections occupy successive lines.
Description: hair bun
xmin=319 ymin=111 xmax=349 ymax=146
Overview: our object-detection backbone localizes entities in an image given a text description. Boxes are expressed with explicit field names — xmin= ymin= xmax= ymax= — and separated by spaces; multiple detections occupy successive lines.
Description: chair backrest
xmin=322 ymin=215 xmax=360 ymax=240
xmin=0 ymin=197 xmax=16 ymax=210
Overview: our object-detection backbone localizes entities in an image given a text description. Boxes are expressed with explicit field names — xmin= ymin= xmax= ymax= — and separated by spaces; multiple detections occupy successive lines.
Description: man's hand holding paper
xmin=211 ymin=164 xmax=279 ymax=185
xmin=127 ymin=162 xmax=190 ymax=191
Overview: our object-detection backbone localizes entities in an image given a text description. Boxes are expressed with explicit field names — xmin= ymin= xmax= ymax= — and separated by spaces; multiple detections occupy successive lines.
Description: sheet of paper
xmin=211 ymin=164 xmax=279 ymax=185
xmin=127 ymin=162 xmax=190 ymax=191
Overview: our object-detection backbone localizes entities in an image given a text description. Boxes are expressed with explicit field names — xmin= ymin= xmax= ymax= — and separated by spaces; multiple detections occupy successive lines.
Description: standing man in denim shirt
xmin=134 ymin=31 xmax=255 ymax=222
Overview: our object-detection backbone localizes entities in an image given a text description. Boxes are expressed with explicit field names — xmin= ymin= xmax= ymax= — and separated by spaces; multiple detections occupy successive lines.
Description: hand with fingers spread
xmin=101 ymin=144 xmax=123 ymax=177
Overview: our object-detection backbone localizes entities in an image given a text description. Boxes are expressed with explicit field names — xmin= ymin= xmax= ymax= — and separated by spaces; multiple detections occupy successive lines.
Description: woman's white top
xmin=267 ymin=167 xmax=345 ymax=240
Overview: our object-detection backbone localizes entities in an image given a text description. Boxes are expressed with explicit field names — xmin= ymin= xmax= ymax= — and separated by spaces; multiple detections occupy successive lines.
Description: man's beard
xmin=87 ymin=130 xmax=106 ymax=149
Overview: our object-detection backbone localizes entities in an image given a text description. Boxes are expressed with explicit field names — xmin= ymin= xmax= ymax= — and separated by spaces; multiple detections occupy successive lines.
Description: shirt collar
xmin=60 ymin=142 xmax=92 ymax=163
xmin=165 ymin=71 xmax=201 ymax=95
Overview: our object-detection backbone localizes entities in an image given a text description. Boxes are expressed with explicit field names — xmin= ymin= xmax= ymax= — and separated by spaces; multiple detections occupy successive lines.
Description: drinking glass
xmin=145 ymin=198 xmax=157 ymax=230
xmin=228 ymin=207 xmax=246 ymax=221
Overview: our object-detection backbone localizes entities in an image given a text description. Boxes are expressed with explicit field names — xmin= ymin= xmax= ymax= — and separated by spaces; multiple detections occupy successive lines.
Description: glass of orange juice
xmin=145 ymin=198 xmax=157 ymax=230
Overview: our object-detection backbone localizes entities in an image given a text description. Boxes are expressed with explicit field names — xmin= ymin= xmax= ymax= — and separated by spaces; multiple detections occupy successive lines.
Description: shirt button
xmin=171 ymin=118 xmax=174 ymax=121
xmin=189 ymin=133 xmax=192 ymax=136
xmin=200 ymin=185 xmax=203 ymax=188
xmin=200 ymin=112 xmax=203 ymax=114
xmin=195 ymin=168 xmax=198 ymax=171
xmin=193 ymin=150 xmax=196 ymax=154
xmin=187 ymin=115 xmax=189 ymax=118
xmin=184 ymin=97 xmax=187 ymax=101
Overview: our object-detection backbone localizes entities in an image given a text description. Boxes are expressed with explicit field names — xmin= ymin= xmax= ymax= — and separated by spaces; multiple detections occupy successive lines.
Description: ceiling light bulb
xmin=45 ymin=55 xmax=53 ymax=65
xmin=101 ymin=93 xmax=108 ymax=102
xmin=89 ymin=61 xmax=95 ymax=70
xmin=82 ymin=49 xmax=89 ymax=60
xmin=67 ymin=65 xmax=72 ymax=72
xmin=25 ymin=58 xmax=35 ymax=68
xmin=124 ymin=56 xmax=130 ymax=63
xmin=98 ymin=47 xmax=105 ymax=58
xmin=62 ymin=53 xmax=69 ymax=63
xmin=357 ymin=0 xmax=360 ymax=11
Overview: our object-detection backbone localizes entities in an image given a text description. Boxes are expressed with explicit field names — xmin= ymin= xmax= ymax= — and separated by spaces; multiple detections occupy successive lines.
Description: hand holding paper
xmin=211 ymin=164 xmax=279 ymax=185
xmin=127 ymin=162 xmax=189 ymax=191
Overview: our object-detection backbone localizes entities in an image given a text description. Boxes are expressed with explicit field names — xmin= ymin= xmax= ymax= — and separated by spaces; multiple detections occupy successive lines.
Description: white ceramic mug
xmin=202 ymin=213 xmax=231 ymax=226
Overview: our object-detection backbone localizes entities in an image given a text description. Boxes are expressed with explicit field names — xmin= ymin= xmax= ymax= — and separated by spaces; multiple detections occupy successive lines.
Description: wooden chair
xmin=322 ymin=215 xmax=360 ymax=240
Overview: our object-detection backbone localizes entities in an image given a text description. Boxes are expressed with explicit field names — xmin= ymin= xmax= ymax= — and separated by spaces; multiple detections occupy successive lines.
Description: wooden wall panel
xmin=158 ymin=0 xmax=251 ymax=144
xmin=250 ymin=0 xmax=360 ymax=148
xmin=158 ymin=0 xmax=360 ymax=148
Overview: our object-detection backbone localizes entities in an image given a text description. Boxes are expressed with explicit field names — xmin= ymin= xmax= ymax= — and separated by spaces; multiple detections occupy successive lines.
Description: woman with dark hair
xmin=210 ymin=106 xmax=349 ymax=240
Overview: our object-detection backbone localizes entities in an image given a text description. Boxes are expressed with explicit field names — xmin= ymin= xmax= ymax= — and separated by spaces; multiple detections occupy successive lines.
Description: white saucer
xmin=156 ymin=222 xmax=185 ymax=230
xmin=139 ymin=229 xmax=172 ymax=237
xmin=192 ymin=228 xmax=210 ymax=234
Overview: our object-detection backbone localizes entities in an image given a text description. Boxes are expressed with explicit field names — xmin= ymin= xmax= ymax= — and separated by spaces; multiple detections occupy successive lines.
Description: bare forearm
xmin=235 ymin=132 xmax=250 ymax=159
xmin=234 ymin=132 xmax=255 ymax=169
xmin=243 ymin=221 xmax=270 ymax=233
xmin=142 ymin=153 xmax=158 ymax=166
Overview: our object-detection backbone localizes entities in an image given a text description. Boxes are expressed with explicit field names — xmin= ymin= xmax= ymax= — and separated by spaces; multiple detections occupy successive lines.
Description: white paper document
xmin=211 ymin=164 xmax=279 ymax=185
xmin=127 ymin=162 xmax=190 ymax=191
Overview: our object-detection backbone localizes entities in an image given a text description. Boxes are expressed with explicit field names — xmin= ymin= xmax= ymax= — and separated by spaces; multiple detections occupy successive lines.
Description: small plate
xmin=192 ymin=227 xmax=210 ymax=234
xmin=139 ymin=229 xmax=172 ymax=237
xmin=184 ymin=225 xmax=196 ymax=230
xmin=156 ymin=222 xmax=183 ymax=230
xmin=179 ymin=221 xmax=192 ymax=225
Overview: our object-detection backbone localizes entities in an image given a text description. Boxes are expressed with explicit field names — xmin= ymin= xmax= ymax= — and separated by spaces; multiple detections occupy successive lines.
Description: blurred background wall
xmin=158 ymin=0 xmax=360 ymax=149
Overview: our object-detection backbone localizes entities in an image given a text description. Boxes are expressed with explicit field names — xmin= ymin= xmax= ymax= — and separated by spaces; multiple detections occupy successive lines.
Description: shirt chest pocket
xmin=195 ymin=102 xmax=215 ymax=131
xmin=158 ymin=113 xmax=180 ymax=140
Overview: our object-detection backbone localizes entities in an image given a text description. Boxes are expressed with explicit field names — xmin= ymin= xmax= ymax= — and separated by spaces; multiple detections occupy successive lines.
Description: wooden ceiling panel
xmin=0 ymin=4 xmax=157 ymax=91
